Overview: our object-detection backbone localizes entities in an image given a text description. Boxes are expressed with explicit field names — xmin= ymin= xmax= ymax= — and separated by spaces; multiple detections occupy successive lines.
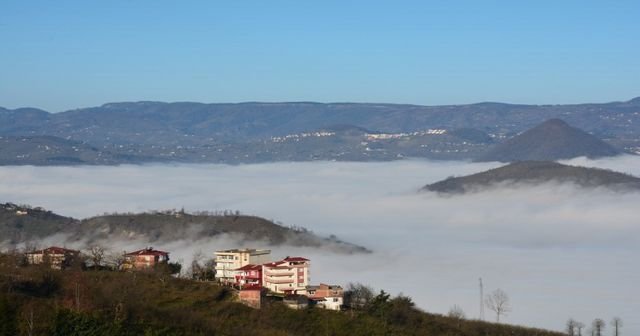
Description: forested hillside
xmin=0 ymin=259 xmax=563 ymax=336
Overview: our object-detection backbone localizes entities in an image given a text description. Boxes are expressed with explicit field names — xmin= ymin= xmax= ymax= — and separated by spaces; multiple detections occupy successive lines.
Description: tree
xmin=344 ymin=283 xmax=375 ymax=310
xmin=610 ymin=317 xmax=622 ymax=336
xmin=591 ymin=319 xmax=605 ymax=336
xmin=575 ymin=321 xmax=585 ymax=336
xmin=189 ymin=251 xmax=214 ymax=281
xmin=105 ymin=252 xmax=125 ymax=270
xmin=448 ymin=305 xmax=466 ymax=319
xmin=86 ymin=246 xmax=105 ymax=269
xmin=566 ymin=318 xmax=577 ymax=336
xmin=484 ymin=288 xmax=511 ymax=322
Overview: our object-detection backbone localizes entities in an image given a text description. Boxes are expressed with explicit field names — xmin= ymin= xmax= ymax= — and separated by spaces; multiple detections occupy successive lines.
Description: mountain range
xmin=1 ymin=97 xmax=639 ymax=164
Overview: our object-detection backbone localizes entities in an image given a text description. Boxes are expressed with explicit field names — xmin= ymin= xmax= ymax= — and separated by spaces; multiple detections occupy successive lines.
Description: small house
xmin=306 ymin=284 xmax=344 ymax=310
xmin=25 ymin=246 xmax=80 ymax=270
xmin=283 ymin=294 xmax=309 ymax=310
xmin=122 ymin=247 xmax=169 ymax=270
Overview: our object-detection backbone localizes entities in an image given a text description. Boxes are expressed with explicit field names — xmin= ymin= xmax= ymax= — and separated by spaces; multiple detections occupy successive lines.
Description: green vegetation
xmin=0 ymin=252 xmax=562 ymax=336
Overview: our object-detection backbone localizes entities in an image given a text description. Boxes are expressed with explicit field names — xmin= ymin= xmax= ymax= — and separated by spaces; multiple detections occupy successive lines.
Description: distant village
xmin=21 ymin=245 xmax=343 ymax=311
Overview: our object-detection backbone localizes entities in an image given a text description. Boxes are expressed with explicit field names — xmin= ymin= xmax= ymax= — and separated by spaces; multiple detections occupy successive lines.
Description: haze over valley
xmin=3 ymin=1 xmax=639 ymax=334
xmin=1 ymin=156 xmax=639 ymax=332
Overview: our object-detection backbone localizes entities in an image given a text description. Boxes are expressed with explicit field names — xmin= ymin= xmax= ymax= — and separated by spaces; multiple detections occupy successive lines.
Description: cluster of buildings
xmin=214 ymin=248 xmax=344 ymax=310
xmin=365 ymin=129 xmax=447 ymax=140
xmin=270 ymin=131 xmax=336 ymax=143
xmin=24 ymin=246 xmax=170 ymax=271
xmin=21 ymin=246 xmax=344 ymax=311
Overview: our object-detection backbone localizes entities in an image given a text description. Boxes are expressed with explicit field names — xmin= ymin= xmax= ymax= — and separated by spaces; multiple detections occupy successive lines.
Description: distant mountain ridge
xmin=1 ymin=97 xmax=639 ymax=144
xmin=423 ymin=161 xmax=640 ymax=194
xmin=475 ymin=119 xmax=620 ymax=162
xmin=0 ymin=97 xmax=638 ymax=164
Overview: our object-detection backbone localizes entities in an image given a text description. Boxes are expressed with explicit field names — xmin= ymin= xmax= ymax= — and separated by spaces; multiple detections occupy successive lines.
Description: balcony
xmin=265 ymin=271 xmax=294 ymax=277
xmin=266 ymin=279 xmax=294 ymax=284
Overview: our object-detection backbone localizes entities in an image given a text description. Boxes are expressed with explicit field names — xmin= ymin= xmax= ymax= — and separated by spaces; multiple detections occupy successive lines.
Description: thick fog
xmin=1 ymin=156 xmax=639 ymax=333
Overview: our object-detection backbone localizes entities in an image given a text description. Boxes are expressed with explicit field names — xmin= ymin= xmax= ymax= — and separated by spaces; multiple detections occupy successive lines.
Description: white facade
xmin=317 ymin=296 xmax=343 ymax=310
xmin=214 ymin=248 xmax=271 ymax=283
xmin=262 ymin=257 xmax=310 ymax=294
xmin=306 ymin=284 xmax=344 ymax=310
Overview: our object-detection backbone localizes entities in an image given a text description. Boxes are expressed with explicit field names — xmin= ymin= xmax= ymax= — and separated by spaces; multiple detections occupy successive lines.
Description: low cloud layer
xmin=1 ymin=156 xmax=639 ymax=332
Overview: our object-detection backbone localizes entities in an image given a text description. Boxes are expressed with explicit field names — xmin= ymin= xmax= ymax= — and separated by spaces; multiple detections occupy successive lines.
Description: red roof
xmin=263 ymin=257 xmax=309 ymax=268
xmin=27 ymin=246 xmax=78 ymax=255
xmin=236 ymin=264 xmax=262 ymax=271
xmin=125 ymin=247 xmax=169 ymax=256
xmin=263 ymin=260 xmax=285 ymax=267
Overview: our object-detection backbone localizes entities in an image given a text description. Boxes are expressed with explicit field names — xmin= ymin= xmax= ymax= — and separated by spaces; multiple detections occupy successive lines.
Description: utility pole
xmin=479 ymin=277 xmax=484 ymax=321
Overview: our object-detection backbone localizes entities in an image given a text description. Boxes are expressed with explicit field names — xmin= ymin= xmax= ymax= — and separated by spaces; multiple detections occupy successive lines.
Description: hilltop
xmin=0 ymin=203 xmax=76 ymax=243
xmin=475 ymin=119 xmax=620 ymax=162
xmin=0 ymin=204 xmax=369 ymax=254
xmin=423 ymin=161 xmax=640 ymax=194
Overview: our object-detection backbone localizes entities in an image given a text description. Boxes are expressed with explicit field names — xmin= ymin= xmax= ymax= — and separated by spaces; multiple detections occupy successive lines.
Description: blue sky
xmin=1 ymin=1 xmax=639 ymax=111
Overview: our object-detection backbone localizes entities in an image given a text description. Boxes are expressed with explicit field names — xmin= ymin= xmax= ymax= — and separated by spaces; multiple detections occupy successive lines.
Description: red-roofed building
xmin=122 ymin=247 xmax=169 ymax=270
xmin=214 ymin=248 xmax=271 ymax=284
xmin=262 ymin=256 xmax=310 ymax=295
xmin=234 ymin=264 xmax=263 ymax=288
xmin=25 ymin=246 xmax=80 ymax=269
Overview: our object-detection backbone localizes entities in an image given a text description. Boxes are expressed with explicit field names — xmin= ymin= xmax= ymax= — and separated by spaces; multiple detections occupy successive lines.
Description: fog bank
xmin=1 ymin=156 xmax=639 ymax=332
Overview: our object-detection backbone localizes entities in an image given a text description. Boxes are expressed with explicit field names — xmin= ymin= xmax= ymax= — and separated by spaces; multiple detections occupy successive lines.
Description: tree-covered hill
xmin=0 ymin=204 xmax=368 ymax=254
xmin=0 ymin=203 xmax=77 ymax=243
xmin=475 ymin=119 xmax=620 ymax=162
xmin=423 ymin=161 xmax=640 ymax=194
xmin=0 ymin=261 xmax=564 ymax=336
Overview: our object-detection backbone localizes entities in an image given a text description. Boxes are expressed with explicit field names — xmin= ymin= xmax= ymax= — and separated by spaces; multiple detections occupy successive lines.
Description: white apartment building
xmin=262 ymin=257 xmax=310 ymax=294
xmin=214 ymin=248 xmax=271 ymax=283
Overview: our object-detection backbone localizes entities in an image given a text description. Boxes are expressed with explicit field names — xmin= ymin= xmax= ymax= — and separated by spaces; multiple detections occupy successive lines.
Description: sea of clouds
xmin=1 ymin=155 xmax=639 ymax=333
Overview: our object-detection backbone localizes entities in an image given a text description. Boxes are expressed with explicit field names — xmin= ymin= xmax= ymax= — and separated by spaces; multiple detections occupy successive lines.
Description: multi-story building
xmin=25 ymin=246 xmax=80 ymax=269
xmin=122 ymin=247 xmax=170 ymax=270
xmin=214 ymin=248 xmax=271 ymax=283
xmin=262 ymin=256 xmax=310 ymax=295
xmin=306 ymin=284 xmax=344 ymax=310
xmin=234 ymin=264 xmax=263 ymax=288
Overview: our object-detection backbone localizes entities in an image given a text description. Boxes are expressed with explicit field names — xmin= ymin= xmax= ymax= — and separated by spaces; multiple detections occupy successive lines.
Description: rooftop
xmin=306 ymin=283 xmax=343 ymax=291
xmin=236 ymin=264 xmax=262 ymax=271
xmin=215 ymin=248 xmax=271 ymax=254
xmin=26 ymin=246 xmax=79 ymax=255
xmin=125 ymin=247 xmax=169 ymax=256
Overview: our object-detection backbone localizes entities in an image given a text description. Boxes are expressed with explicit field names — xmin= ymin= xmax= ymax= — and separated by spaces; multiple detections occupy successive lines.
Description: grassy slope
xmin=0 ymin=263 xmax=563 ymax=336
